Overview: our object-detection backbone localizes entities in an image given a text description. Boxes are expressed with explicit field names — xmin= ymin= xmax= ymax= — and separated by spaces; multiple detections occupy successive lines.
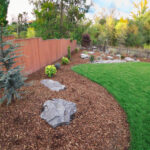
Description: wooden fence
xmin=7 ymin=38 xmax=76 ymax=74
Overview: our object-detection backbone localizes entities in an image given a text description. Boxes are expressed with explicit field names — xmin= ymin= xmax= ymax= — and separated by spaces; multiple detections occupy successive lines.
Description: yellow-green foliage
xmin=61 ymin=57 xmax=70 ymax=65
xmin=144 ymin=44 xmax=150 ymax=50
xmin=26 ymin=27 xmax=35 ymax=38
xmin=45 ymin=65 xmax=57 ymax=77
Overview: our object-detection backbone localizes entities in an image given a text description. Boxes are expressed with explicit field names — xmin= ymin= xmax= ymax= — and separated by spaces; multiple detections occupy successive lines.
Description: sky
xmin=7 ymin=0 xmax=150 ymax=23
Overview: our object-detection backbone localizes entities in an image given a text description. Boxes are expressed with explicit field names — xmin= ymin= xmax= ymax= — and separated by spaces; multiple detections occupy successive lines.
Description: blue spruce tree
xmin=0 ymin=0 xmax=26 ymax=105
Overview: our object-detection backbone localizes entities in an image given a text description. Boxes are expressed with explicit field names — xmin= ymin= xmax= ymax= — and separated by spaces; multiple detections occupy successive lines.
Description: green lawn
xmin=72 ymin=62 xmax=150 ymax=150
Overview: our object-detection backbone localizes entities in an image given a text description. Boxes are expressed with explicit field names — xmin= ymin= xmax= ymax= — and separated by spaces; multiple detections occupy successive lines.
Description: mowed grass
xmin=72 ymin=62 xmax=150 ymax=150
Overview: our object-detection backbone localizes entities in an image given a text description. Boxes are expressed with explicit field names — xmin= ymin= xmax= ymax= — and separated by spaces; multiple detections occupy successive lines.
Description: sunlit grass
xmin=72 ymin=62 xmax=150 ymax=150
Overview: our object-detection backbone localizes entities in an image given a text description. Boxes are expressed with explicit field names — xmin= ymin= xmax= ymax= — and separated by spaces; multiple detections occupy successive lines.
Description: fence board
xmin=3 ymin=37 xmax=77 ymax=74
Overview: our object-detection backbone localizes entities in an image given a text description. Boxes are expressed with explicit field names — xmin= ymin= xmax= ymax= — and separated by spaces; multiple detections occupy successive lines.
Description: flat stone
xmin=41 ymin=79 xmax=65 ymax=92
xmin=80 ymin=53 xmax=89 ymax=59
xmin=125 ymin=57 xmax=135 ymax=62
xmin=40 ymin=99 xmax=77 ymax=128
xmin=107 ymin=56 xmax=113 ymax=60
xmin=94 ymin=59 xmax=126 ymax=64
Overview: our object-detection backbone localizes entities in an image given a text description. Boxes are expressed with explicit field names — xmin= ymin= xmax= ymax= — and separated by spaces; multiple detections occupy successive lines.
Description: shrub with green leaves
xmin=121 ymin=55 xmax=125 ymax=59
xmin=45 ymin=65 xmax=57 ymax=77
xmin=61 ymin=57 xmax=70 ymax=65
xmin=75 ymin=48 xmax=79 ymax=53
xmin=90 ymin=55 xmax=95 ymax=63
xmin=67 ymin=46 xmax=71 ymax=60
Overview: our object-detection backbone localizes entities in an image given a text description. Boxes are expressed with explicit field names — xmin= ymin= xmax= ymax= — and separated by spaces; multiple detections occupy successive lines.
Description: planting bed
xmin=0 ymin=51 xmax=129 ymax=150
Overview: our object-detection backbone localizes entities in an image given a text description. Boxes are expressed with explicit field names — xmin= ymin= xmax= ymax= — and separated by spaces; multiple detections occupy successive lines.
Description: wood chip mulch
xmin=0 ymin=51 xmax=130 ymax=150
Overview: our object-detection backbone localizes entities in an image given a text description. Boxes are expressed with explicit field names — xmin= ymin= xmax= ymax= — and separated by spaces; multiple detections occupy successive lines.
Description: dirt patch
xmin=0 ymin=51 xmax=130 ymax=150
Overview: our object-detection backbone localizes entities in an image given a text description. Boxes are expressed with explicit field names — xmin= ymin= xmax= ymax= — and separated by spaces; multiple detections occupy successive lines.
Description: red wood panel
xmin=3 ymin=37 xmax=77 ymax=74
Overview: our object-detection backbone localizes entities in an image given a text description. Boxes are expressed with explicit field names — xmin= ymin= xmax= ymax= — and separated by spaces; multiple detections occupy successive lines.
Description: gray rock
xmin=40 ymin=99 xmax=77 ymax=128
xmin=125 ymin=57 xmax=135 ymax=62
xmin=107 ymin=56 xmax=113 ymax=60
xmin=41 ymin=79 xmax=65 ymax=92
xmin=80 ymin=53 xmax=89 ymax=59
xmin=116 ymin=54 xmax=121 ymax=58
xmin=94 ymin=59 xmax=126 ymax=64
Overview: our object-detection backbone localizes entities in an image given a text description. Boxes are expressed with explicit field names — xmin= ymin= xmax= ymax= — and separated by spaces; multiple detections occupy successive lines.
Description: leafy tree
xmin=26 ymin=27 xmax=35 ymax=38
xmin=115 ymin=18 xmax=128 ymax=45
xmin=131 ymin=0 xmax=149 ymax=19
xmin=29 ymin=0 xmax=91 ymax=41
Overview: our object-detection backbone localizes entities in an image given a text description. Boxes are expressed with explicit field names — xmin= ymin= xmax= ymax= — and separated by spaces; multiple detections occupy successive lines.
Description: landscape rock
xmin=40 ymin=99 xmax=77 ymax=128
xmin=41 ymin=79 xmax=66 ymax=92
xmin=125 ymin=57 xmax=135 ymax=62
xmin=107 ymin=56 xmax=113 ymax=60
xmin=94 ymin=59 xmax=126 ymax=64
xmin=116 ymin=54 xmax=121 ymax=58
xmin=80 ymin=53 xmax=89 ymax=59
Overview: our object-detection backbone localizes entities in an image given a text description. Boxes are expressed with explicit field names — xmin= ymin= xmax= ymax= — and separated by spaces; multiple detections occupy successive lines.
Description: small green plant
xmin=121 ymin=55 xmax=125 ymax=59
xmin=67 ymin=46 xmax=71 ymax=60
xmin=90 ymin=55 xmax=95 ymax=63
xmin=55 ymin=63 xmax=61 ymax=70
xmin=75 ymin=48 xmax=79 ymax=53
xmin=45 ymin=65 xmax=57 ymax=77
xmin=61 ymin=57 xmax=70 ymax=65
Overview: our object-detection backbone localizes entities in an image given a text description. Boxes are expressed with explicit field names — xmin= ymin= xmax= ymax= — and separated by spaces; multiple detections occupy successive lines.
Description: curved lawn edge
xmin=72 ymin=62 xmax=150 ymax=150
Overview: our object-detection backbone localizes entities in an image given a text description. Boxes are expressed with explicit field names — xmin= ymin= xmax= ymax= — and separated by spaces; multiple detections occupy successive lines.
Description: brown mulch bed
xmin=0 ymin=51 xmax=130 ymax=150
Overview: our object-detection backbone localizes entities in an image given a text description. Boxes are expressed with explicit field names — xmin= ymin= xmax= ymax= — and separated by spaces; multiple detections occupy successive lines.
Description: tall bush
xmin=67 ymin=46 xmax=71 ymax=60
xmin=81 ymin=33 xmax=91 ymax=47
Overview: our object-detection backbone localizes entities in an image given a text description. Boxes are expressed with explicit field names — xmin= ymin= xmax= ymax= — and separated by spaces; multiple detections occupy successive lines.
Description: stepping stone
xmin=41 ymin=79 xmax=65 ymax=92
xmin=40 ymin=99 xmax=77 ymax=128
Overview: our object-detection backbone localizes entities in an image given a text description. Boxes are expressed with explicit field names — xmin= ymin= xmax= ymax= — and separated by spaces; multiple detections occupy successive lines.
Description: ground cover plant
xmin=72 ymin=62 xmax=150 ymax=150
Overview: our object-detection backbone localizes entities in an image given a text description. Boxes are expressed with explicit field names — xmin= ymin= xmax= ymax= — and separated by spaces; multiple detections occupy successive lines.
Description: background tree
xmin=29 ymin=0 xmax=91 ymax=41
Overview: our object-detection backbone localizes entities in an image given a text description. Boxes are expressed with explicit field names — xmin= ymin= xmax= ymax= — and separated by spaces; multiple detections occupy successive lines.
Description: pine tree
xmin=0 ymin=0 xmax=26 ymax=105
xmin=0 ymin=29 xmax=27 ymax=105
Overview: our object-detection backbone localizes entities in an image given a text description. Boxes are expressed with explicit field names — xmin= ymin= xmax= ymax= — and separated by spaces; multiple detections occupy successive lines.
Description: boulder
xmin=41 ymin=79 xmax=65 ymax=92
xmin=116 ymin=54 xmax=121 ymax=58
xmin=80 ymin=53 xmax=89 ymax=59
xmin=40 ymin=99 xmax=77 ymax=128
xmin=125 ymin=57 xmax=135 ymax=62
xmin=107 ymin=56 xmax=113 ymax=60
